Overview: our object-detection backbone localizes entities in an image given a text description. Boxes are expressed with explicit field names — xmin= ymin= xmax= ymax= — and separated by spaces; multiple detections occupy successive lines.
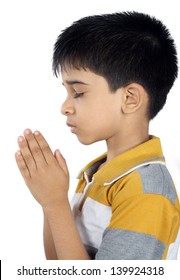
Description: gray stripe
xmin=95 ymin=228 xmax=165 ymax=260
xmin=137 ymin=164 xmax=177 ymax=204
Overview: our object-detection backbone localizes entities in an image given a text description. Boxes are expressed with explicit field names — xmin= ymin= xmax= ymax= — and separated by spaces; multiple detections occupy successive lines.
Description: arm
xmin=43 ymin=212 xmax=58 ymax=260
xmin=96 ymin=191 xmax=178 ymax=260
xmin=15 ymin=129 xmax=90 ymax=260
xmin=43 ymin=199 xmax=90 ymax=259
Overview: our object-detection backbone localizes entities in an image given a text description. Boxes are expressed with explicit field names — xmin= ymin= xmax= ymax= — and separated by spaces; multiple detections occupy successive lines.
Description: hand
xmin=15 ymin=129 xmax=69 ymax=208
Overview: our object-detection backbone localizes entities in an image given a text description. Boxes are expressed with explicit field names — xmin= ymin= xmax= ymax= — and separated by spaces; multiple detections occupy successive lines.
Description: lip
xmin=66 ymin=122 xmax=77 ymax=133
xmin=66 ymin=122 xmax=76 ymax=127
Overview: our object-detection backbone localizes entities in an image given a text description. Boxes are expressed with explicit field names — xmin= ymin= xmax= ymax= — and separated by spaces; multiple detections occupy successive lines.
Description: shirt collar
xmin=77 ymin=136 xmax=165 ymax=186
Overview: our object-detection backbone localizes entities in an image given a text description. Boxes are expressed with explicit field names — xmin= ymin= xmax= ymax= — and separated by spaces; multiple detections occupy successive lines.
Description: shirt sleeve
xmin=95 ymin=174 xmax=179 ymax=260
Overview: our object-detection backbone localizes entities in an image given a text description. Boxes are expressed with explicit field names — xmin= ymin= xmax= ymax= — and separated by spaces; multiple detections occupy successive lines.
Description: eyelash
xmin=74 ymin=92 xmax=84 ymax=98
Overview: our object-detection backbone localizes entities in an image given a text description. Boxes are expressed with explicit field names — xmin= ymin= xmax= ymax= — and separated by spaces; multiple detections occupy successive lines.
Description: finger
xmin=17 ymin=135 xmax=36 ymax=172
xmin=23 ymin=129 xmax=47 ymax=166
xmin=54 ymin=149 xmax=69 ymax=177
xmin=15 ymin=150 xmax=31 ymax=179
xmin=33 ymin=130 xmax=54 ymax=164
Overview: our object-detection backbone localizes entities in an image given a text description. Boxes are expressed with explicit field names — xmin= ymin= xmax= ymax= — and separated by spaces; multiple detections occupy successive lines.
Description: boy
xmin=15 ymin=11 xmax=180 ymax=259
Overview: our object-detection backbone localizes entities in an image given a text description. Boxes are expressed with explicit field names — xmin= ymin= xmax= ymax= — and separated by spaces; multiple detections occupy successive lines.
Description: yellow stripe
xmin=109 ymin=193 xmax=179 ymax=244
xmin=75 ymin=176 xmax=86 ymax=193
xmin=78 ymin=170 xmax=143 ymax=206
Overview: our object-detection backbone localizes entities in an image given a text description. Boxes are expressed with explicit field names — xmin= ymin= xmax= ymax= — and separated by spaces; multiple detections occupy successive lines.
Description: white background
xmin=0 ymin=0 xmax=180 ymax=261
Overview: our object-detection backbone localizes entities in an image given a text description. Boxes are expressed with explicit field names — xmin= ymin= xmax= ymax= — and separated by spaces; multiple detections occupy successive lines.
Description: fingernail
xmin=18 ymin=136 xmax=24 ymax=143
xmin=25 ymin=129 xmax=32 ymax=135
xmin=15 ymin=150 xmax=21 ymax=157
xmin=34 ymin=130 xmax=40 ymax=135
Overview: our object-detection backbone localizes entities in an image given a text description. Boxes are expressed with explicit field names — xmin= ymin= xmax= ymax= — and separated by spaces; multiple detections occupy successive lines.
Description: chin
xmin=78 ymin=139 xmax=95 ymax=145
xmin=77 ymin=136 xmax=103 ymax=146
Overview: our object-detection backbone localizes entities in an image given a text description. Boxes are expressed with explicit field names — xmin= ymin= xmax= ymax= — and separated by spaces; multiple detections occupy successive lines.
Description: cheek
xmin=76 ymin=97 xmax=122 ymax=130
xmin=95 ymin=107 xmax=121 ymax=126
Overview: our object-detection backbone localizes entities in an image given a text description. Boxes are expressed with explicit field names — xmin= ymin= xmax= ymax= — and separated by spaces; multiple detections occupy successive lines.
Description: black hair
xmin=53 ymin=11 xmax=178 ymax=119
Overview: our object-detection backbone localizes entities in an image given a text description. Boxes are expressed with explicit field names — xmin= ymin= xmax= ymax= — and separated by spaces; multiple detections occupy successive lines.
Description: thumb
xmin=54 ymin=149 xmax=69 ymax=176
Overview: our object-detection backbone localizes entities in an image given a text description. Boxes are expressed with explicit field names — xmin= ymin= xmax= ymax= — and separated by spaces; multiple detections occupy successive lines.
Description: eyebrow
xmin=62 ymin=80 xmax=89 ymax=86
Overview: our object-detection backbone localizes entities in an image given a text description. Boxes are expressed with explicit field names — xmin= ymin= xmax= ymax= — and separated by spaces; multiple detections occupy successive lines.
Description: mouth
xmin=66 ymin=122 xmax=76 ymax=127
xmin=66 ymin=122 xmax=77 ymax=133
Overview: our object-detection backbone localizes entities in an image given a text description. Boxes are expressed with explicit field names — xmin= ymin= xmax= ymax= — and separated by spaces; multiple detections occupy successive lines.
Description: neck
xmin=105 ymin=122 xmax=149 ymax=163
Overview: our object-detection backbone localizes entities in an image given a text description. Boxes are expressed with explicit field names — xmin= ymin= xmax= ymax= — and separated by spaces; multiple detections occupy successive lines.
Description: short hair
xmin=53 ymin=11 xmax=178 ymax=119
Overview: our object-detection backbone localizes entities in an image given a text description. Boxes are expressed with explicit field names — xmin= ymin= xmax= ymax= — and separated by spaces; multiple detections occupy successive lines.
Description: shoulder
xmin=136 ymin=163 xmax=177 ymax=204
xmin=110 ymin=163 xmax=178 ymax=207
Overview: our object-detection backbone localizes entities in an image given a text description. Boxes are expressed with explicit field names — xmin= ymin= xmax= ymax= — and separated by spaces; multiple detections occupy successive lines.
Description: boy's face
xmin=61 ymin=67 xmax=124 ymax=145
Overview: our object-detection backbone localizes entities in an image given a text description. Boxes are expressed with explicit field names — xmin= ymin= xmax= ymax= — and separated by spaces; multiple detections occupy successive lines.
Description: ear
xmin=121 ymin=83 xmax=147 ymax=114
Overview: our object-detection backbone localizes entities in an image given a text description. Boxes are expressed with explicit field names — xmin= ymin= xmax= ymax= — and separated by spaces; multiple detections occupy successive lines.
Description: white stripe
xmin=73 ymin=197 xmax=112 ymax=248
xmin=166 ymin=228 xmax=180 ymax=259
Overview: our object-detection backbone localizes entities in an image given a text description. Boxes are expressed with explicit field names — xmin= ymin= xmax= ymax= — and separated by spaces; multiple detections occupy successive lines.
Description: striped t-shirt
xmin=71 ymin=136 xmax=180 ymax=259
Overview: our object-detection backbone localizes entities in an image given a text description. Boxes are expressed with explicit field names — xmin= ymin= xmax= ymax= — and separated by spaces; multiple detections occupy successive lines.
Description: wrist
xmin=42 ymin=197 xmax=70 ymax=214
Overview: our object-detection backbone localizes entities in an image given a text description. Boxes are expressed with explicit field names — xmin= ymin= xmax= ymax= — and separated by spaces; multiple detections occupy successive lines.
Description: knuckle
xmin=41 ymin=143 xmax=51 ymax=154
xmin=32 ymin=146 xmax=41 ymax=155
xmin=18 ymin=162 xmax=30 ymax=179
xmin=23 ymin=153 xmax=34 ymax=164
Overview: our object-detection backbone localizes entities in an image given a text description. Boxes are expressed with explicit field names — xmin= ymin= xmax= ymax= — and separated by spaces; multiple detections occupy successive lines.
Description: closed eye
xmin=74 ymin=92 xmax=84 ymax=98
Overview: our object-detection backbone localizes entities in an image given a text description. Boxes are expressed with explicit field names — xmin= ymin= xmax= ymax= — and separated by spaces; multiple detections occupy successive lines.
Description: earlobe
xmin=121 ymin=83 xmax=145 ymax=114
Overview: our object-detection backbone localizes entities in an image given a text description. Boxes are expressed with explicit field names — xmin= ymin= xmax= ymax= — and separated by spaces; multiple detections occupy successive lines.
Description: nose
xmin=61 ymin=97 xmax=75 ymax=116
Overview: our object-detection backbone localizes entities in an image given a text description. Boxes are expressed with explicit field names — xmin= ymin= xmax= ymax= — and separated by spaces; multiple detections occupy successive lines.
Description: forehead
xmin=61 ymin=67 xmax=108 ymax=87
